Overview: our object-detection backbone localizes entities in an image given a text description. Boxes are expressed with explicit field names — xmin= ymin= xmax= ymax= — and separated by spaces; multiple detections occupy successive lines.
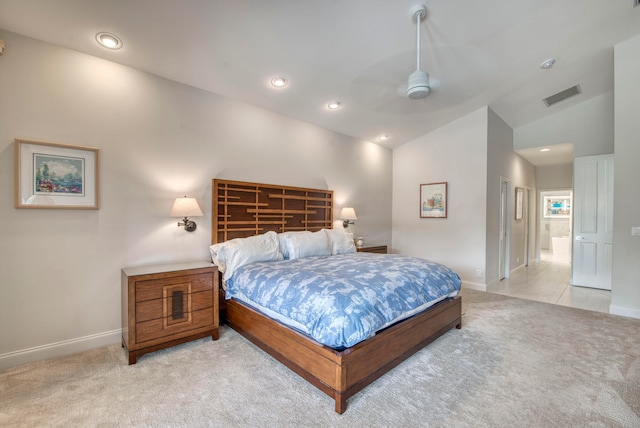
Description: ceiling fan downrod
xmin=407 ymin=4 xmax=431 ymax=100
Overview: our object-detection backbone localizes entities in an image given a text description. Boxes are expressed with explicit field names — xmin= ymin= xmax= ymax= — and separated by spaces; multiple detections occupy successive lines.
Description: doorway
xmin=499 ymin=177 xmax=511 ymax=280
xmin=539 ymin=189 xmax=573 ymax=264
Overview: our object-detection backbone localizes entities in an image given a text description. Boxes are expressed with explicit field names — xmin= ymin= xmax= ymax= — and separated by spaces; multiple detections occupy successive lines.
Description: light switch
xmin=632 ymin=227 xmax=640 ymax=237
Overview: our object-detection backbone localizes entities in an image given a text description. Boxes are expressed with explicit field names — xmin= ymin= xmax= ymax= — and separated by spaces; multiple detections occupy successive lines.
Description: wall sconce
xmin=170 ymin=196 xmax=203 ymax=232
xmin=340 ymin=207 xmax=357 ymax=228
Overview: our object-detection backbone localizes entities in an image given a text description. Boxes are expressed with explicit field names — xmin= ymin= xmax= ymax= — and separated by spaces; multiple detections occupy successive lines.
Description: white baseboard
xmin=609 ymin=305 xmax=640 ymax=319
xmin=510 ymin=264 xmax=526 ymax=275
xmin=0 ymin=329 xmax=122 ymax=372
xmin=485 ymin=278 xmax=501 ymax=290
xmin=462 ymin=281 xmax=487 ymax=292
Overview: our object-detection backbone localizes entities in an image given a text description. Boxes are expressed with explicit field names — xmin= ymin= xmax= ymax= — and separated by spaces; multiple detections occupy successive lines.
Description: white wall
xmin=486 ymin=109 xmax=536 ymax=284
xmin=0 ymin=30 xmax=393 ymax=369
xmin=536 ymin=164 xmax=573 ymax=190
xmin=392 ymin=107 xmax=535 ymax=290
xmin=513 ymin=92 xmax=614 ymax=157
xmin=392 ymin=107 xmax=488 ymax=288
xmin=611 ymin=34 xmax=640 ymax=318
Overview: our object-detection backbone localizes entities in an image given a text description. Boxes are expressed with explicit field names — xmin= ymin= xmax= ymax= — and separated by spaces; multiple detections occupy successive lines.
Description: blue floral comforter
xmin=225 ymin=253 xmax=461 ymax=349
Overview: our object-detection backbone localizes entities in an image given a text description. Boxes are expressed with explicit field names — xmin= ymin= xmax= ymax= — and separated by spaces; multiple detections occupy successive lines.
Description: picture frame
xmin=515 ymin=187 xmax=523 ymax=220
xmin=420 ymin=182 xmax=447 ymax=218
xmin=14 ymin=139 xmax=99 ymax=209
xmin=543 ymin=195 xmax=571 ymax=218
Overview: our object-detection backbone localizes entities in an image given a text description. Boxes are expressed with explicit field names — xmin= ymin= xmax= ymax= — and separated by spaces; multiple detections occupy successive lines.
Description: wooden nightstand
xmin=121 ymin=261 xmax=219 ymax=364
xmin=357 ymin=245 xmax=388 ymax=254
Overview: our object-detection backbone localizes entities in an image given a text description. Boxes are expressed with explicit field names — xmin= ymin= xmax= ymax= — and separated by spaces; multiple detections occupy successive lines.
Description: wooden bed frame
xmin=212 ymin=179 xmax=462 ymax=413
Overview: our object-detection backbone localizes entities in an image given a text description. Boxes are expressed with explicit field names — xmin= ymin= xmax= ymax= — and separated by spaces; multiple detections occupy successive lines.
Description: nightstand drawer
xmin=135 ymin=289 xmax=213 ymax=323
xmin=136 ymin=307 xmax=214 ymax=343
xmin=357 ymin=245 xmax=388 ymax=254
xmin=135 ymin=273 xmax=212 ymax=302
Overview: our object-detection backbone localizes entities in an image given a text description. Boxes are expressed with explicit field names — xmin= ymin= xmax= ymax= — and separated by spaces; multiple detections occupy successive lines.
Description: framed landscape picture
xmin=515 ymin=187 xmax=524 ymax=220
xmin=14 ymin=139 xmax=99 ymax=209
xmin=420 ymin=182 xmax=447 ymax=218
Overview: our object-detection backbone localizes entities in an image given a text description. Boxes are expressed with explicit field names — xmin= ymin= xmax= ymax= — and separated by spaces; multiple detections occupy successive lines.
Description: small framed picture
xmin=14 ymin=139 xmax=99 ymax=209
xmin=515 ymin=187 xmax=524 ymax=220
xmin=420 ymin=182 xmax=447 ymax=218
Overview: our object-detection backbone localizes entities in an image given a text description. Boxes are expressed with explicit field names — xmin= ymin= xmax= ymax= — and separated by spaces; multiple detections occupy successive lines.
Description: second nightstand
xmin=356 ymin=245 xmax=388 ymax=254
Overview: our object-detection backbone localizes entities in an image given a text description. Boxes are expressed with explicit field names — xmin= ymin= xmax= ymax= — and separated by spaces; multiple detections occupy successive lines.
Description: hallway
xmin=486 ymin=253 xmax=612 ymax=314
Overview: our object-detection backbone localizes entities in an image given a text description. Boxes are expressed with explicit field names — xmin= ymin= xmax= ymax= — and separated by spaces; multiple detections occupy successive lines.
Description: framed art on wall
xmin=14 ymin=139 xmax=99 ymax=209
xmin=420 ymin=182 xmax=447 ymax=218
xmin=543 ymin=195 xmax=571 ymax=218
xmin=515 ymin=187 xmax=524 ymax=220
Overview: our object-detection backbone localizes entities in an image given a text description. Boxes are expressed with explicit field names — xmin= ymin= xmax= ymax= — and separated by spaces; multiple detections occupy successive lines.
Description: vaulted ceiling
xmin=1 ymin=0 xmax=639 ymax=163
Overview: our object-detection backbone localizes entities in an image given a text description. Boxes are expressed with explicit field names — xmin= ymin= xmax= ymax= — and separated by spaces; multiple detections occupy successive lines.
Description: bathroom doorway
xmin=539 ymin=189 xmax=573 ymax=264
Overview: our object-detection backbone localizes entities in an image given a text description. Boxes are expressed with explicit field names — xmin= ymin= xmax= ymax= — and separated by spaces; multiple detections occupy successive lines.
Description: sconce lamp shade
xmin=340 ymin=207 xmax=357 ymax=220
xmin=170 ymin=197 xmax=203 ymax=217
xmin=340 ymin=207 xmax=357 ymax=228
xmin=170 ymin=196 xmax=203 ymax=232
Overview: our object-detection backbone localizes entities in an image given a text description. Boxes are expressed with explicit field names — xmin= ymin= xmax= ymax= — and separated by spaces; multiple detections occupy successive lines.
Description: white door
xmin=572 ymin=154 xmax=614 ymax=290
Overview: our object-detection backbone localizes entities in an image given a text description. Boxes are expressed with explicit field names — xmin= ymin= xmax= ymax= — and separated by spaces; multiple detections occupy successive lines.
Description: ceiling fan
xmin=350 ymin=3 xmax=439 ymax=114
xmin=406 ymin=4 xmax=431 ymax=100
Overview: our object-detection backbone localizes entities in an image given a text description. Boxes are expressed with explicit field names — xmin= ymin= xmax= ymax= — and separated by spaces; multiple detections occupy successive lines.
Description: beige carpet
xmin=1 ymin=288 xmax=639 ymax=427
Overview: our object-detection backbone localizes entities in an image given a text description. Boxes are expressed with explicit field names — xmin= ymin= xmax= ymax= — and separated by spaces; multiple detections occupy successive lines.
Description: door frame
xmin=524 ymin=185 xmax=533 ymax=266
xmin=499 ymin=177 xmax=511 ymax=280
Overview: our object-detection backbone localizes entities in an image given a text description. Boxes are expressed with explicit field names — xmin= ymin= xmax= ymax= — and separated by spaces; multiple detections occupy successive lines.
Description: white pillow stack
xmin=209 ymin=231 xmax=283 ymax=281
xmin=283 ymin=230 xmax=332 ymax=260
xmin=322 ymin=228 xmax=357 ymax=255
xmin=276 ymin=231 xmax=311 ymax=259
xmin=209 ymin=228 xmax=358 ymax=281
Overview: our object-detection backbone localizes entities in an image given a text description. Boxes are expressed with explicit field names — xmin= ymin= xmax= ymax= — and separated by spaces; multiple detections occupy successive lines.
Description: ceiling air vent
xmin=543 ymin=85 xmax=582 ymax=107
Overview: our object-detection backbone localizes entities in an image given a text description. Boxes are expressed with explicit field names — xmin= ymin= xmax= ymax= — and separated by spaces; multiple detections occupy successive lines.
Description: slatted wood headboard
xmin=212 ymin=179 xmax=333 ymax=244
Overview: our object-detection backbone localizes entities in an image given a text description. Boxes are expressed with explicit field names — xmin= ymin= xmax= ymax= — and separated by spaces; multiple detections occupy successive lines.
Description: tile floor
xmin=486 ymin=250 xmax=612 ymax=314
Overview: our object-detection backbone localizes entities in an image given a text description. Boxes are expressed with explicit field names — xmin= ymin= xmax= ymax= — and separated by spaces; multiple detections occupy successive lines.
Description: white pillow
xmin=277 ymin=231 xmax=311 ymax=259
xmin=284 ymin=230 xmax=332 ymax=260
xmin=209 ymin=231 xmax=283 ymax=281
xmin=322 ymin=228 xmax=357 ymax=255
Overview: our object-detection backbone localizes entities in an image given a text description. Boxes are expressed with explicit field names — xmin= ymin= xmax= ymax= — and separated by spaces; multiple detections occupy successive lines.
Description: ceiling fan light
xmin=407 ymin=70 xmax=430 ymax=99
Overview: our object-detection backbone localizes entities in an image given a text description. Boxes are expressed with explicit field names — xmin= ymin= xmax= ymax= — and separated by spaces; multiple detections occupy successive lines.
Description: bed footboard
xmin=224 ymin=294 xmax=462 ymax=413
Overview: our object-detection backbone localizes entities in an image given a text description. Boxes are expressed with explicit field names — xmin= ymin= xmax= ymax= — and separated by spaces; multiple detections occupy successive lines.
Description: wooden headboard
xmin=212 ymin=179 xmax=333 ymax=244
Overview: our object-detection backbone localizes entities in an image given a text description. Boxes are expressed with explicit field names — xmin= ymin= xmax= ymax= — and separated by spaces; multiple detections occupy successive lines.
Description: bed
xmin=211 ymin=179 xmax=462 ymax=413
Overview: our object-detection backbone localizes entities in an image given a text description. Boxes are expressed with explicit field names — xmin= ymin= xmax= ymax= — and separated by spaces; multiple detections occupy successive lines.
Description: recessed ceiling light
xmin=96 ymin=32 xmax=123 ymax=50
xmin=270 ymin=77 xmax=288 ymax=88
xmin=327 ymin=101 xmax=342 ymax=110
xmin=540 ymin=148 xmax=551 ymax=152
xmin=540 ymin=58 xmax=555 ymax=70
xmin=377 ymin=134 xmax=390 ymax=141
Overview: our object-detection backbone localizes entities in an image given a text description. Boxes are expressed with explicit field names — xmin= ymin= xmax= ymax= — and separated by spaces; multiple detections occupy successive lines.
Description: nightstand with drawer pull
xmin=356 ymin=245 xmax=388 ymax=254
xmin=121 ymin=261 xmax=218 ymax=364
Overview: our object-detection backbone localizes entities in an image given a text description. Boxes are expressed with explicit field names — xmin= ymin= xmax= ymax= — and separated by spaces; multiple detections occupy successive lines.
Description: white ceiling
xmin=515 ymin=143 xmax=574 ymax=167
xmin=0 ymin=0 xmax=639 ymax=165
